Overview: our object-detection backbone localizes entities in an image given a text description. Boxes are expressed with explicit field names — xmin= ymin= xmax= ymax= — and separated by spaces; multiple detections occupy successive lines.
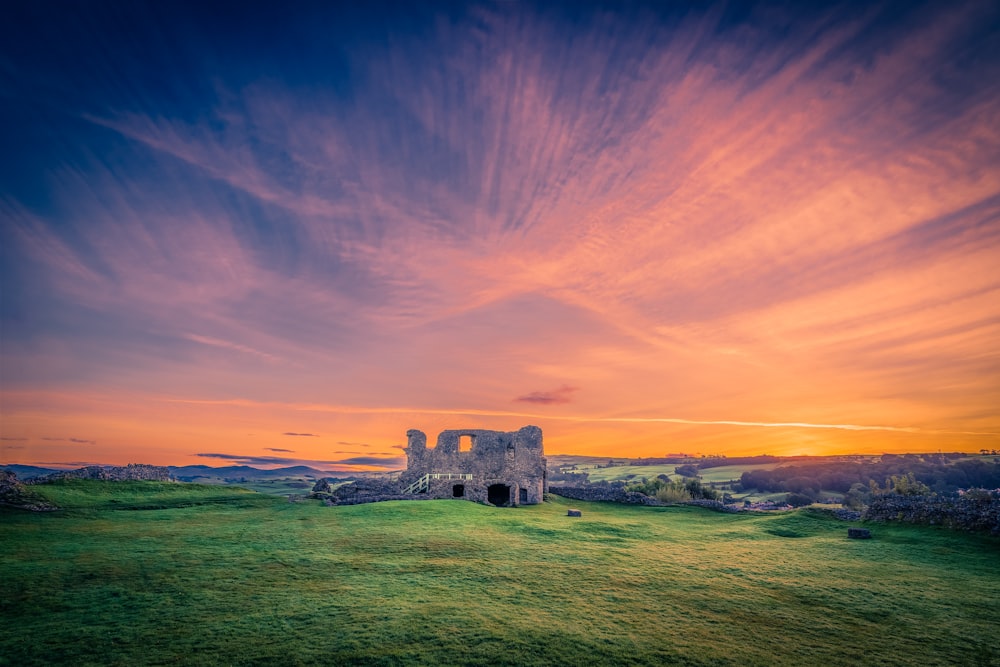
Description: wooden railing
xmin=403 ymin=473 xmax=473 ymax=494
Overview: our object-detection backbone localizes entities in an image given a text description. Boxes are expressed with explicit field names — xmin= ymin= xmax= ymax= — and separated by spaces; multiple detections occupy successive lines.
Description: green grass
xmin=174 ymin=476 xmax=325 ymax=496
xmin=2 ymin=482 xmax=999 ymax=666
xmin=26 ymin=479 xmax=267 ymax=510
xmin=695 ymin=463 xmax=784 ymax=484
xmin=581 ymin=464 xmax=678 ymax=482
xmin=232 ymin=479 xmax=318 ymax=495
xmin=578 ymin=462 xmax=786 ymax=486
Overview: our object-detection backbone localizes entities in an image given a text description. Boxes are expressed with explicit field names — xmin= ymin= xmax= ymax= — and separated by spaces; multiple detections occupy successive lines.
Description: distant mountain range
xmin=1 ymin=465 xmax=64 ymax=479
xmin=1 ymin=464 xmax=345 ymax=481
xmin=168 ymin=465 xmax=342 ymax=481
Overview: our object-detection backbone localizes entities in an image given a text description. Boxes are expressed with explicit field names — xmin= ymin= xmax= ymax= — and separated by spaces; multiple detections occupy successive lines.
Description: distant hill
xmin=0 ymin=465 xmax=63 ymax=479
xmin=1 ymin=464 xmax=340 ymax=483
xmin=167 ymin=464 xmax=338 ymax=482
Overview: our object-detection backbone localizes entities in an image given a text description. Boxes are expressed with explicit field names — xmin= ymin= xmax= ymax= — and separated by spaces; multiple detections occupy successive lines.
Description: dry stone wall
xmin=549 ymin=485 xmax=666 ymax=505
xmin=326 ymin=477 xmax=399 ymax=503
xmin=863 ymin=492 xmax=1000 ymax=534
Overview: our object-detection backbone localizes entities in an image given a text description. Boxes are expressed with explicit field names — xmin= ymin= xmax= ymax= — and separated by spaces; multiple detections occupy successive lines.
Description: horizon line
xmin=5 ymin=450 xmax=996 ymax=473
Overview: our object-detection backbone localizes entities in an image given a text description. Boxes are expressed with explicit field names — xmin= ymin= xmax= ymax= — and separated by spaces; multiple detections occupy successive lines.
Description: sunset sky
xmin=2 ymin=1 xmax=999 ymax=471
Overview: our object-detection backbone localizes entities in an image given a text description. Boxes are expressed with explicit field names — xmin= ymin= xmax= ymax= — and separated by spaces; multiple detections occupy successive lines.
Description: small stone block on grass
xmin=848 ymin=528 xmax=872 ymax=539
xmin=567 ymin=509 xmax=582 ymax=517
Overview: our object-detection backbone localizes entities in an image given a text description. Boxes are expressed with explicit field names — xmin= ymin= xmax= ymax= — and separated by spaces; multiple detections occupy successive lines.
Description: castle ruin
xmin=399 ymin=425 xmax=547 ymax=506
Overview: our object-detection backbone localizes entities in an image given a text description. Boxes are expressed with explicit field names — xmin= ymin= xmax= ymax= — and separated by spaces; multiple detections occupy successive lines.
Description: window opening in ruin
xmin=453 ymin=484 xmax=465 ymax=498
xmin=519 ymin=488 xmax=528 ymax=504
xmin=459 ymin=434 xmax=474 ymax=452
xmin=487 ymin=484 xmax=511 ymax=507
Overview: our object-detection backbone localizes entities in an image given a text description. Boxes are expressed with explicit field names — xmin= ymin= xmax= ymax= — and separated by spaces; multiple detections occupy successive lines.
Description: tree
xmin=886 ymin=472 xmax=931 ymax=496
xmin=655 ymin=481 xmax=691 ymax=503
xmin=785 ymin=493 xmax=813 ymax=507
xmin=683 ymin=478 xmax=719 ymax=500
xmin=843 ymin=482 xmax=871 ymax=510
xmin=785 ymin=476 xmax=815 ymax=494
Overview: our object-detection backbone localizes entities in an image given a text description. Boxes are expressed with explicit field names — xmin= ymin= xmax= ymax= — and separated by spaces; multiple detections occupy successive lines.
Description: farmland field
xmin=579 ymin=464 xmax=679 ymax=482
xmin=2 ymin=480 xmax=999 ymax=666
xmin=696 ymin=463 xmax=785 ymax=483
xmin=576 ymin=462 xmax=787 ymax=486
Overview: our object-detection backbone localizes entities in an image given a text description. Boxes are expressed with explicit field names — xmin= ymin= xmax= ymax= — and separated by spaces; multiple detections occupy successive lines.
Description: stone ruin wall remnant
xmin=24 ymin=463 xmax=172 ymax=484
xmin=400 ymin=425 xmax=547 ymax=506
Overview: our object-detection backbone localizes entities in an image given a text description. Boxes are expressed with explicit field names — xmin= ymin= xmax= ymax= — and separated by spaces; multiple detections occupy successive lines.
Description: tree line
xmin=738 ymin=456 xmax=1000 ymax=505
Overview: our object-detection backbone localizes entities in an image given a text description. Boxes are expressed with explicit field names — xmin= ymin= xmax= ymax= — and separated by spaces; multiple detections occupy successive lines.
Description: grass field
xmin=173 ymin=476 xmax=326 ymax=496
xmin=696 ymin=463 xmax=784 ymax=484
xmin=2 ymin=480 xmax=999 ymax=666
xmin=576 ymin=462 xmax=786 ymax=486
xmin=580 ymin=464 xmax=678 ymax=482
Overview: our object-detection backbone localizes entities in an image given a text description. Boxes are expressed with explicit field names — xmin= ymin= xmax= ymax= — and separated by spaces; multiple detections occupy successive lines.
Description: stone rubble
xmin=27 ymin=463 xmax=171 ymax=484
xmin=0 ymin=470 xmax=59 ymax=511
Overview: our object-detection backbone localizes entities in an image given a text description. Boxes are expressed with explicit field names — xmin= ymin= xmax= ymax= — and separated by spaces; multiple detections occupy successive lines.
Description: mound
xmin=0 ymin=470 xmax=58 ymax=511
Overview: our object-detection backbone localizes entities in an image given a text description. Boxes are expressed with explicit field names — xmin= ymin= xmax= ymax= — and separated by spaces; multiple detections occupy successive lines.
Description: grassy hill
xmin=2 ymin=481 xmax=998 ymax=666
xmin=580 ymin=463 xmax=680 ymax=483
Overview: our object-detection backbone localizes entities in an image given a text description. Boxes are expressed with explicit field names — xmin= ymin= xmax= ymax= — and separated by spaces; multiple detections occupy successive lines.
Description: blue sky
xmin=2 ymin=0 xmax=999 ymax=469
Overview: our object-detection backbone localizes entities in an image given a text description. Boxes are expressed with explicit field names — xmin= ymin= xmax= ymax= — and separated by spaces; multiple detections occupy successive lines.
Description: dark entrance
xmin=487 ymin=483 xmax=511 ymax=507
xmin=452 ymin=484 xmax=465 ymax=498
xmin=519 ymin=488 xmax=528 ymax=504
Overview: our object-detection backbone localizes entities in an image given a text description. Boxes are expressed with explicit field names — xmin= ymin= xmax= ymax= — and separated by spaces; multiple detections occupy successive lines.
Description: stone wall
xmin=549 ymin=485 xmax=666 ymax=505
xmin=551 ymin=488 xmax=750 ymax=512
xmin=863 ymin=492 xmax=1000 ymax=534
xmin=317 ymin=427 xmax=547 ymax=508
xmin=30 ymin=463 xmax=171 ymax=484
xmin=0 ymin=470 xmax=58 ymax=511
xmin=832 ymin=508 xmax=863 ymax=521
xmin=319 ymin=478 xmax=496 ymax=507
xmin=0 ymin=469 xmax=26 ymax=505
xmin=401 ymin=425 xmax=546 ymax=505
xmin=682 ymin=499 xmax=740 ymax=513
xmin=325 ymin=477 xmax=400 ymax=504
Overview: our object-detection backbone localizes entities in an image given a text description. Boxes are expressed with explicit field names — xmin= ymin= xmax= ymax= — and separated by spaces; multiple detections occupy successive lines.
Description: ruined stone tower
xmin=399 ymin=426 xmax=547 ymax=506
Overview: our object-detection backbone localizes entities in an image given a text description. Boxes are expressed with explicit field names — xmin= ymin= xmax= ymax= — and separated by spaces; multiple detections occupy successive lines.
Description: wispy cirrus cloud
xmin=184 ymin=334 xmax=280 ymax=363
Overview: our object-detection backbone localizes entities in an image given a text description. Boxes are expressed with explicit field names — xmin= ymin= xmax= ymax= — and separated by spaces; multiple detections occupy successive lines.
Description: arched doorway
xmin=487 ymin=483 xmax=511 ymax=507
